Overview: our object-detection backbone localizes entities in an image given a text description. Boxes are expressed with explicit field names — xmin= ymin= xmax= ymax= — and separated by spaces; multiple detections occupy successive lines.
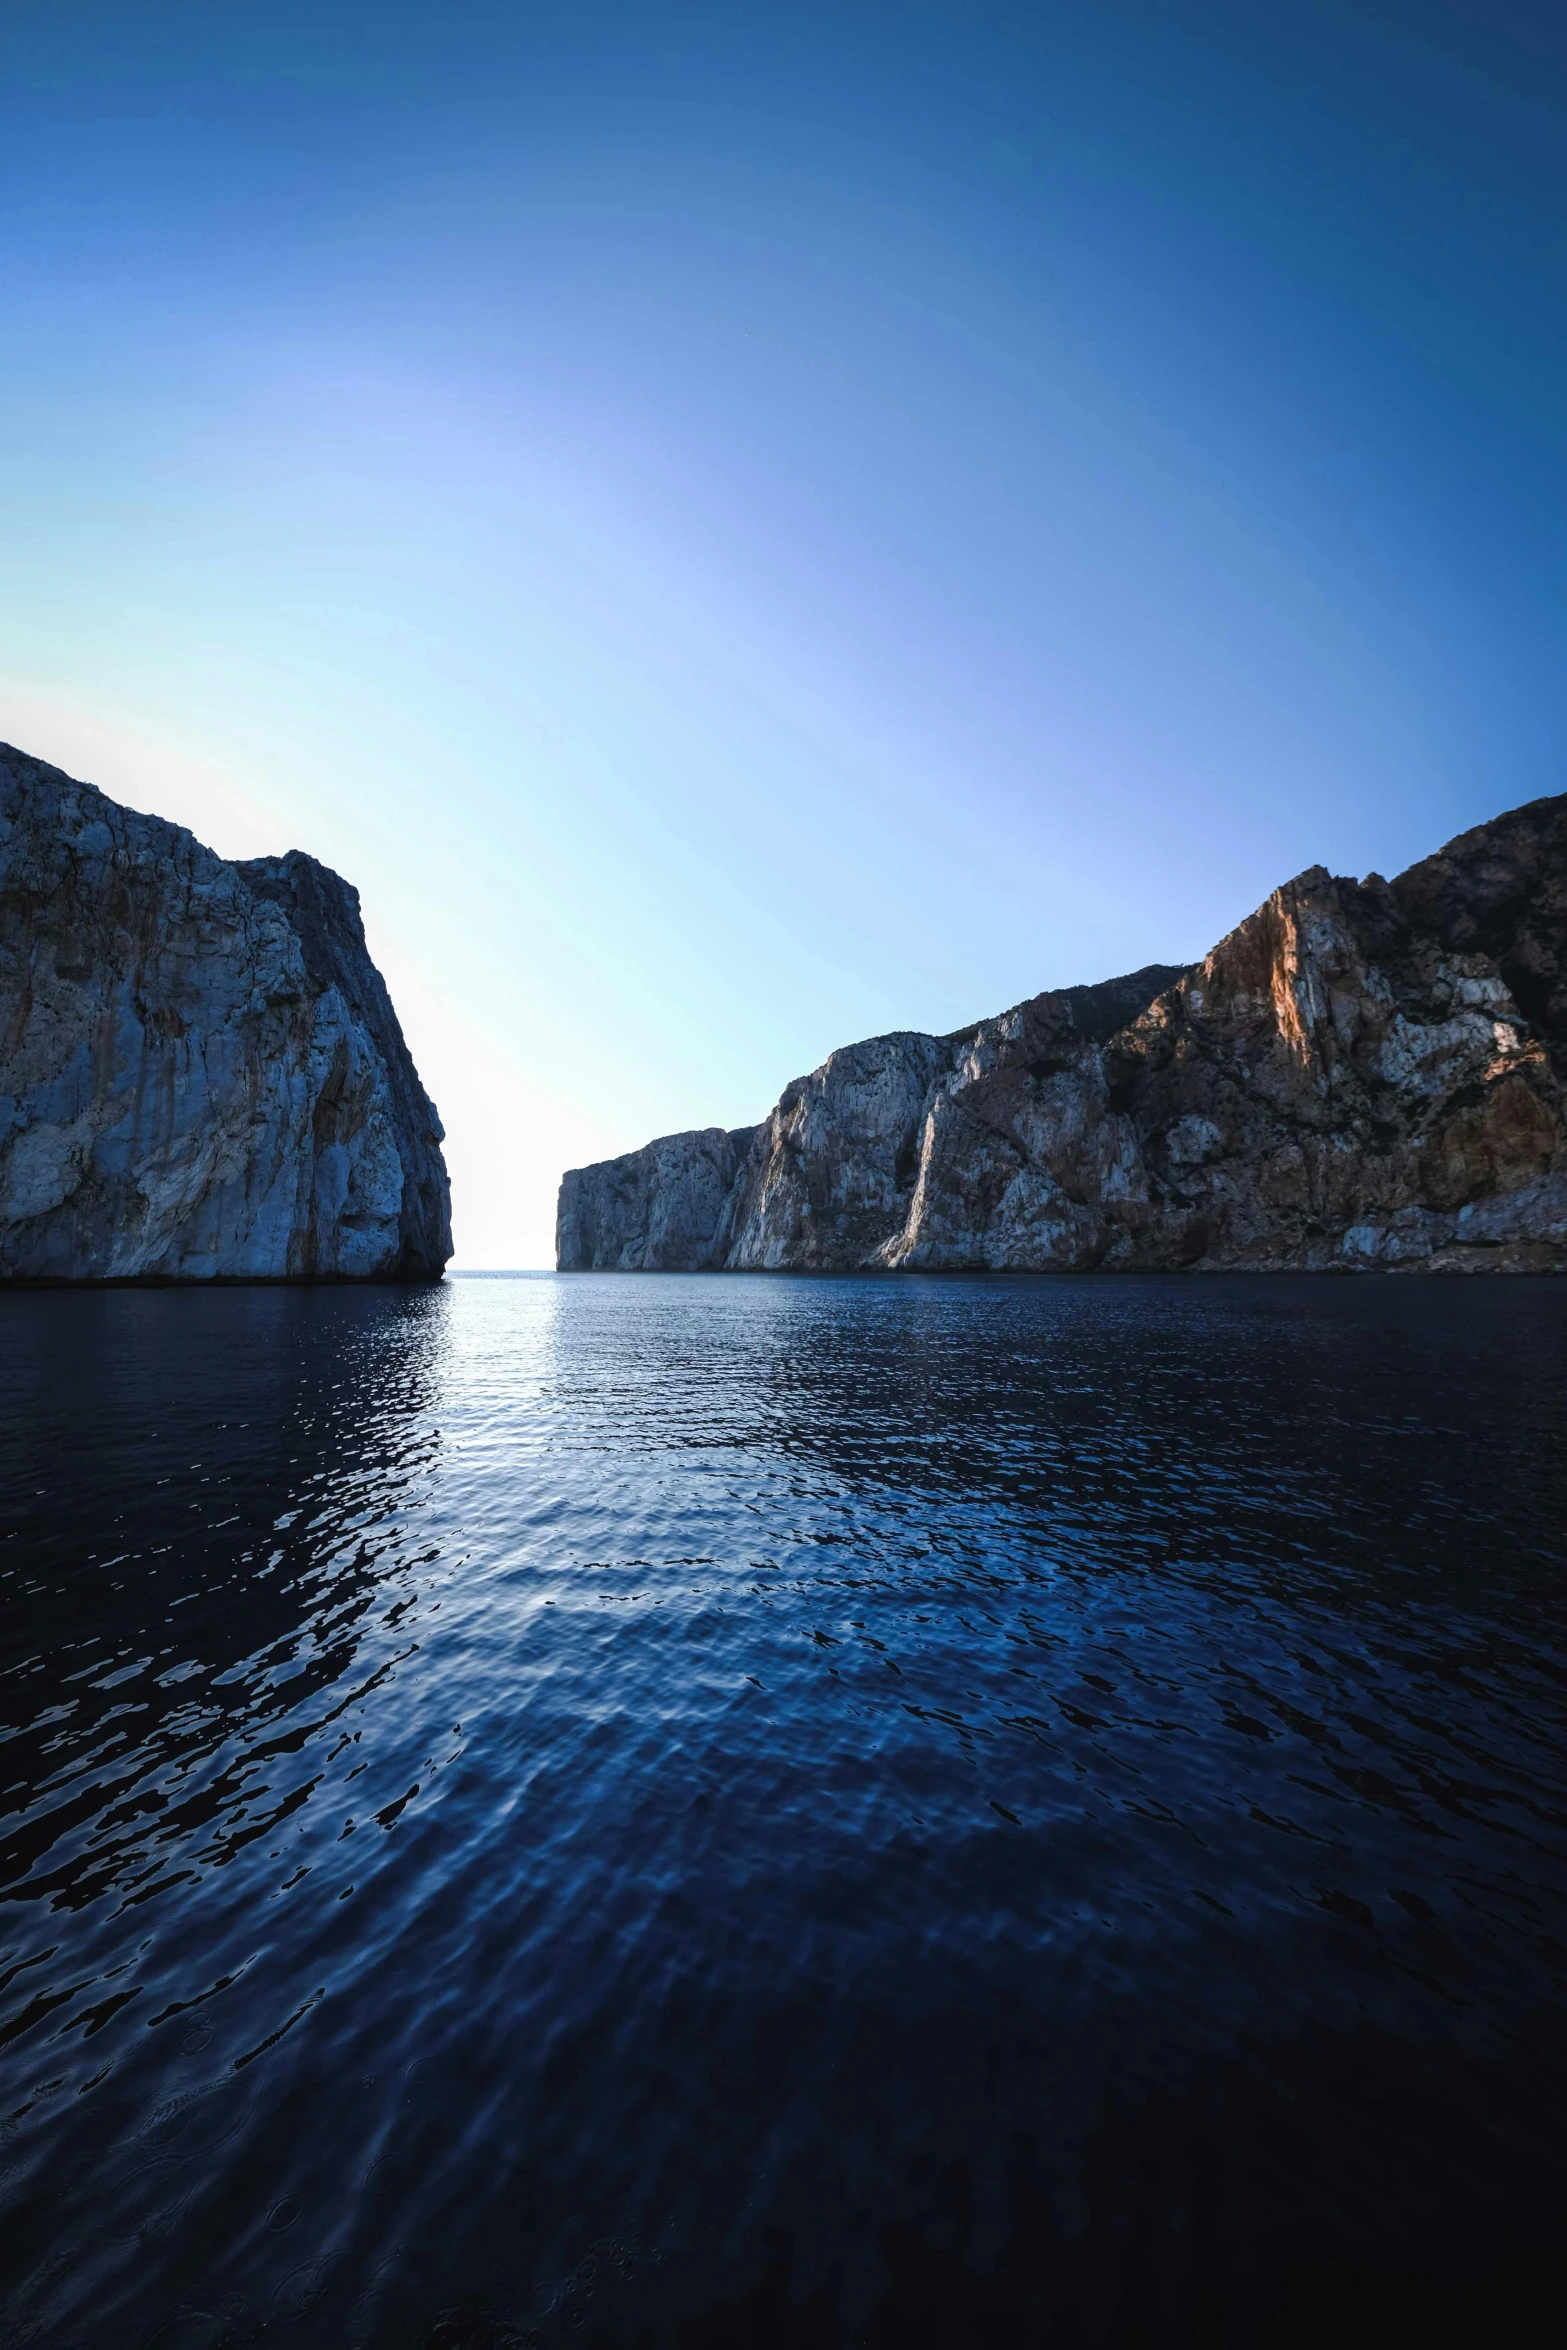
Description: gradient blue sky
xmin=3 ymin=1 xmax=1563 ymax=1263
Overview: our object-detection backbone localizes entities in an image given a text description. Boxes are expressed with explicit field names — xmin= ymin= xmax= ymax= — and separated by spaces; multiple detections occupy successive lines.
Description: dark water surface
xmin=3 ymin=1274 xmax=1567 ymax=2348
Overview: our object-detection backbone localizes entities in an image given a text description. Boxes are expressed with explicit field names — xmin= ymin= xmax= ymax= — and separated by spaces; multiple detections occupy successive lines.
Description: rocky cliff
xmin=558 ymin=794 xmax=1567 ymax=1274
xmin=0 ymin=744 xmax=451 ymax=1280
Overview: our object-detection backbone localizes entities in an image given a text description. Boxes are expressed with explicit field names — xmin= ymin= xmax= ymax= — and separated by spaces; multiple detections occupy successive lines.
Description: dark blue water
xmin=3 ymin=1274 xmax=1567 ymax=2348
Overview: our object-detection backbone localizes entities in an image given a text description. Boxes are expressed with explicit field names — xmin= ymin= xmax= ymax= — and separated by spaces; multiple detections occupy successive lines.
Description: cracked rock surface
xmin=558 ymin=794 xmax=1567 ymax=1274
xmin=1 ymin=744 xmax=451 ymax=1280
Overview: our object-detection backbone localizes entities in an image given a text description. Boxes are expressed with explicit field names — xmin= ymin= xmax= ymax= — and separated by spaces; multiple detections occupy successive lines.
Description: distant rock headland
xmin=0 ymin=744 xmax=451 ymax=1281
xmin=559 ymin=794 xmax=1567 ymax=1275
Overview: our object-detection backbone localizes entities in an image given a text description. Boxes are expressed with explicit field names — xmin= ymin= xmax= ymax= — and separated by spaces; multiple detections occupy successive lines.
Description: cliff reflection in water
xmin=3 ymin=1274 xmax=1567 ymax=2348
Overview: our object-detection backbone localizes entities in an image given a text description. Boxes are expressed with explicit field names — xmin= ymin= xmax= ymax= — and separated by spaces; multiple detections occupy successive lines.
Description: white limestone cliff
xmin=558 ymin=796 xmax=1567 ymax=1275
xmin=0 ymin=745 xmax=451 ymax=1281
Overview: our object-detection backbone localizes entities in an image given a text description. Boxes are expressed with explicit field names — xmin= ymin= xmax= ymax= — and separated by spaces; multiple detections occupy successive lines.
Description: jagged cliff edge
xmin=0 ymin=744 xmax=451 ymax=1281
xmin=558 ymin=793 xmax=1567 ymax=1274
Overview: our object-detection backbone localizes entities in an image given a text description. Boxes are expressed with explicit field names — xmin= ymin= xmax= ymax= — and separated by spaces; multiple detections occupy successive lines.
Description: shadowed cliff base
xmin=558 ymin=794 xmax=1567 ymax=1275
xmin=0 ymin=744 xmax=452 ymax=1282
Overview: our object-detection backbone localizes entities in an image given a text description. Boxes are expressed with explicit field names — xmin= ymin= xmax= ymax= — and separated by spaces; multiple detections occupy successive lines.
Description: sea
xmin=2 ymin=1272 xmax=1566 ymax=2348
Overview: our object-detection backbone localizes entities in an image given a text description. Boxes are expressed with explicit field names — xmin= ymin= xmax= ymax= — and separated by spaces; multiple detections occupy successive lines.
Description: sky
xmin=2 ymin=1 xmax=1563 ymax=1266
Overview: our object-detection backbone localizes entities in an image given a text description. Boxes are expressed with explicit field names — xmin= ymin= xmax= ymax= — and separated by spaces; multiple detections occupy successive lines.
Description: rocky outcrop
xmin=0 ymin=744 xmax=451 ymax=1280
xmin=557 ymin=1123 xmax=759 ymax=1271
xmin=558 ymin=795 xmax=1567 ymax=1274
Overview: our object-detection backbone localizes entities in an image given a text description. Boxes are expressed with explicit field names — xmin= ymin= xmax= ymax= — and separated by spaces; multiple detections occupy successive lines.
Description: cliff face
xmin=557 ymin=795 xmax=1567 ymax=1274
xmin=0 ymin=744 xmax=451 ymax=1281
xmin=557 ymin=1124 xmax=758 ymax=1272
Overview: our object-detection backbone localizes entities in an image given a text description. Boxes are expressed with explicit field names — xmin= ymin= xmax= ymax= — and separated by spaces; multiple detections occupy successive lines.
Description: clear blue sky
xmin=2 ymin=1 xmax=1563 ymax=1264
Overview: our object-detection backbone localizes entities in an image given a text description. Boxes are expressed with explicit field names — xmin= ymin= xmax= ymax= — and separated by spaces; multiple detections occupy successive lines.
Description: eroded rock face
xmin=556 ymin=1125 xmax=758 ymax=1271
xmin=0 ymin=744 xmax=451 ymax=1280
xmin=558 ymin=796 xmax=1567 ymax=1274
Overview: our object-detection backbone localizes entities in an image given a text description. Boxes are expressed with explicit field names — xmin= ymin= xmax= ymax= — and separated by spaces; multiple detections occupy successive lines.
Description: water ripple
xmin=1 ymin=1273 xmax=1566 ymax=2345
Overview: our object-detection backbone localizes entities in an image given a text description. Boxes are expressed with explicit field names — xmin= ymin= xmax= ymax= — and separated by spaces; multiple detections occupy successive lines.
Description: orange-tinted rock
xmin=559 ymin=796 xmax=1567 ymax=1274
